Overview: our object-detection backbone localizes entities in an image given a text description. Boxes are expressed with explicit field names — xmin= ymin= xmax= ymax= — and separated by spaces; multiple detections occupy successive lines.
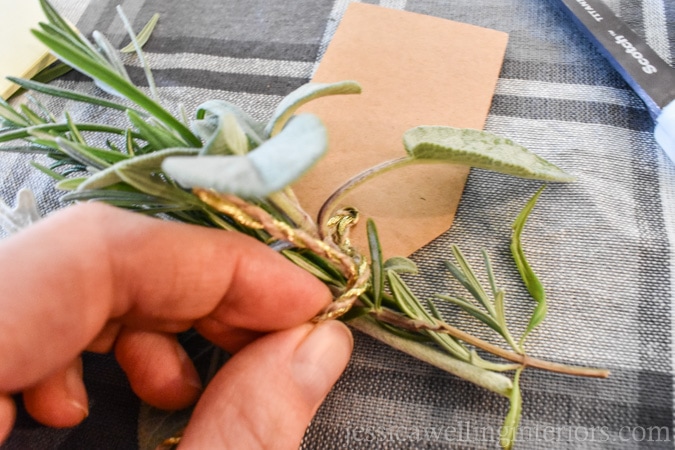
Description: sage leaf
xmin=196 ymin=100 xmax=265 ymax=148
xmin=0 ymin=189 xmax=41 ymax=234
xmin=403 ymin=127 xmax=575 ymax=182
xmin=162 ymin=114 xmax=328 ymax=197
xmin=194 ymin=113 xmax=249 ymax=156
xmin=264 ymin=80 xmax=361 ymax=137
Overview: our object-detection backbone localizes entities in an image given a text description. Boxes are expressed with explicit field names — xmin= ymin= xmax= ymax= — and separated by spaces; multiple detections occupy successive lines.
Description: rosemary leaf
xmin=7 ymin=77 xmax=138 ymax=114
xmin=366 ymin=219 xmax=384 ymax=310
xmin=31 ymin=28 xmax=199 ymax=146
xmin=120 ymin=14 xmax=160 ymax=53
xmin=30 ymin=161 xmax=66 ymax=180
xmin=435 ymin=294 xmax=503 ymax=334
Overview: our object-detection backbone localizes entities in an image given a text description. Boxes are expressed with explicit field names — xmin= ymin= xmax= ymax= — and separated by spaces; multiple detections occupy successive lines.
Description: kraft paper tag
xmin=293 ymin=3 xmax=508 ymax=259
xmin=0 ymin=0 xmax=55 ymax=99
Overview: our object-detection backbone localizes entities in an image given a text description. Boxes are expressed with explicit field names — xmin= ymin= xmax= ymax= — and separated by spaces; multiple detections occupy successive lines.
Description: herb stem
xmin=318 ymin=156 xmax=413 ymax=237
xmin=371 ymin=308 xmax=610 ymax=378
xmin=349 ymin=316 xmax=514 ymax=397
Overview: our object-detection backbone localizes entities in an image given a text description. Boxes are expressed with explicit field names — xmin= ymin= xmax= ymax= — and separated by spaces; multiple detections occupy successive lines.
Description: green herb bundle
xmin=0 ymin=2 xmax=608 ymax=449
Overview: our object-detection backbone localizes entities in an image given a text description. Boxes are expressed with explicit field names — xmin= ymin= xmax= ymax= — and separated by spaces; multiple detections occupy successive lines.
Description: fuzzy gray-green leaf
xmin=162 ymin=114 xmax=327 ymax=197
xmin=403 ymin=127 xmax=575 ymax=182
xmin=265 ymin=80 xmax=361 ymax=137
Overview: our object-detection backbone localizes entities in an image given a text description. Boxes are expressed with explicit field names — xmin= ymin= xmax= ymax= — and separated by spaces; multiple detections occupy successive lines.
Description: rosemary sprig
xmin=0 ymin=3 xmax=608 ymax=449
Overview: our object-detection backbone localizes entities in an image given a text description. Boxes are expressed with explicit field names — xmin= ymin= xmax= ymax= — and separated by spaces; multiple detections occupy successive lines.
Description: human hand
xmin=0 ymin=203 xmax=353 ymax=449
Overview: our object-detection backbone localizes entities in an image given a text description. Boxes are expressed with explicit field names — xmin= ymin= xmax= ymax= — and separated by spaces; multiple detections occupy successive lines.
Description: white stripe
xmin=315 ymin=0 xmax=359 ymax=72
xmin=123 ymin=52 xmax=315 ymax=79
xmin=495 ymin=78 xmax=645 ymax=109
xmin=379 ymin=0 xmax=407 ymax=9
xmin=642 ymin=0 xmax=672 ymax=65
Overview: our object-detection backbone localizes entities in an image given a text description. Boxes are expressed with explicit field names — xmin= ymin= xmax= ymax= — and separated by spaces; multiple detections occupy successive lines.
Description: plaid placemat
xmin=2 ymin=0 xmax=674 ymax=448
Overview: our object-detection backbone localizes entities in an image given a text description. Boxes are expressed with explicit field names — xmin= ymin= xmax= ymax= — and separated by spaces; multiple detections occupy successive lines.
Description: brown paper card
xmin=0 ymin=0 xmax=55 ymax=99
xmin=295 ymin=3 xmax=508 ymax=258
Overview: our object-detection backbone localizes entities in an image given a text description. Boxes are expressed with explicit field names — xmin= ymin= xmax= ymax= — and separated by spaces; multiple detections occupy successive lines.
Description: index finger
xmin=0 ymin=203 xmax=331 ymax=391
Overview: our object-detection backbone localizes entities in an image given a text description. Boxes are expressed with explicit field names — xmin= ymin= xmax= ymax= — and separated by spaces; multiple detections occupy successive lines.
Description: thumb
xmin=179 ymin=321 xmax=353 ymax=449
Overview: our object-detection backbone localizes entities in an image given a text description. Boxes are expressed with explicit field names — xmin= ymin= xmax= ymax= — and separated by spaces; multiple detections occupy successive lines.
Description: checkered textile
xmin=2 ymin=0 xmax=674 ymax=448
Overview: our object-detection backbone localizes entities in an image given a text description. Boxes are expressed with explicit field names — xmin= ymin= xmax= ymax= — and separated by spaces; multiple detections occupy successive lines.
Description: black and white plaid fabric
xmin=2 ymin=0 xmax=674 ymax=448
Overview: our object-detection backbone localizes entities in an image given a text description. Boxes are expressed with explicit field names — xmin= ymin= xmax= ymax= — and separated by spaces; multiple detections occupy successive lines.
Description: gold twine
xmin=194 ymin=188 xmax=370 ymax=321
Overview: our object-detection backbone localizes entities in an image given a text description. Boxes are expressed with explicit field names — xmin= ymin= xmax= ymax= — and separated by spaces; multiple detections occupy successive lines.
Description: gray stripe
xmin=489 ymin=95 xmax=654 ymax=132
xmin=140 ymin=37 xmax=321 ymax=63
xmin=62 ymin=67 xmax=308 ymax=97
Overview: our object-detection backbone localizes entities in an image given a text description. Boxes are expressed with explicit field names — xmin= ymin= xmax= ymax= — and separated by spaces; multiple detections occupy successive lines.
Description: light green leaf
xmin=162 ymin=114 xmax=327 ymax=197
xmin=264 ymin=80 xmax=361 ymax=137
xmin=55 ymin=177 xmax=87 ymax=190
xmin=511 ymin=187 xmax=548 ymax=344
xmin=121 ymin=13 xmax=160 ymax=53
xmin=383 ymin=256 xmax=418 ymax=274
xmin=403 ymin=127 xmax=576 ymax=182
xmin=500 ymin=369 xmax=523 ymax=450
xmin=366 ymin=219 xmax=384 ymax=310
xmin=0 ymin=98 xmax=29 ymax=126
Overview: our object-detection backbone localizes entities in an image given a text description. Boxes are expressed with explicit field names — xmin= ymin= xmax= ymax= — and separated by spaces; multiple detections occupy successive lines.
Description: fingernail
xmin=176 ymin=342 xmax=203 ymax=392
xmin=65 ymin=361 xmax=89 ymax=419
xmin=292 ymin=321 xmax=353 ymax=406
